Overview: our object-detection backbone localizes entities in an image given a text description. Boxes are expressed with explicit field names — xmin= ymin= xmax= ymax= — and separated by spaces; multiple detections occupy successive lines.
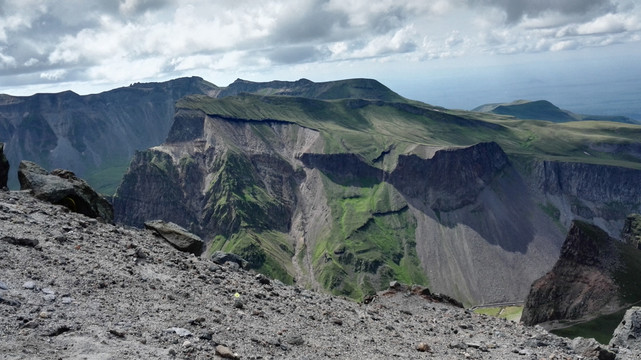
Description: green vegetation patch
xmin=474 ymin=306 xmax=523 ymax=322
xmin=209 ymin=230 xmax=294 ymax=285
xmin=312 ymin=178 xmax=426 ymax=300
xmin=85 ymin=161 xmax=130 ymax=196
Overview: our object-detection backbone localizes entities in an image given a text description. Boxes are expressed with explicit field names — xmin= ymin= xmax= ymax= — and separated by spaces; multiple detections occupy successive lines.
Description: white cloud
xmin=550 ymin=40 xmax=578 ymax=51
xmin=575 ymin=13 xmax=638 ymax=35
xmin=0 ymin=0 xmax=639 ymax=94
xmin=40 ymin=69 xmax=66 ymax=80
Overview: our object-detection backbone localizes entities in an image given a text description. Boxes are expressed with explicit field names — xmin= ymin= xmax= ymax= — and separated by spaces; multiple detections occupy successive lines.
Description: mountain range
xmin=2 ymin=77 xmax=641 ymax=309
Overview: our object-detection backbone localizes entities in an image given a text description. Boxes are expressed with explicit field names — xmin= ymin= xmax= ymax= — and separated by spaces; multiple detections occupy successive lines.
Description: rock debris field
xmin=0 ymin=190 xmax=635 ymax=359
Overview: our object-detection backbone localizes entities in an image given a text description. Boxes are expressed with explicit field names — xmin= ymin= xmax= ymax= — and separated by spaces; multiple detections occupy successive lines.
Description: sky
xmin=1 ymin=0 xmax=640 ymax=117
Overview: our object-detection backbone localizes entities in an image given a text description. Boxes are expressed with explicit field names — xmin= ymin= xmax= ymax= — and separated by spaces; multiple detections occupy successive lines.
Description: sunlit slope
xmin=180 ymin=93 xmax=641 ymax=169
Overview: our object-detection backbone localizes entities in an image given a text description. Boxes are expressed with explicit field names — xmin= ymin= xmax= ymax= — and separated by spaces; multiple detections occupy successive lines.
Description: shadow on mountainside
xmin=300 ymin=142 xmax=537 ymax=254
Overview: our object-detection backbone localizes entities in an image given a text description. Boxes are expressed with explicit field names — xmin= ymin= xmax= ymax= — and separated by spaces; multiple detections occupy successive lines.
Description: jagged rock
xmin=609 ymin=306 xmax=641 ymax=352
xmin=570 ymin=337 xmax=616 ymax=360
xmin=17 ymin=161 xmax=113 ymax=222
xmin=521 ymin=221 xmax=621 ymax=326
xmin=622 ymin=214 xmax=641 ymax=249
xmin=211 ymin=251 xmax=248 ymax=268
xmin=0 ymin=143 xmax=8 ymax=190
xmin=144 ymin=220 xmax=204 ymax=256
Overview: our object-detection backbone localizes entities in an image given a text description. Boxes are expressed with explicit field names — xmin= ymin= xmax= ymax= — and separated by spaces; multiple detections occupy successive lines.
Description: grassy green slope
xmin=180 ymin=94 xmax=641 ymax=170
xmin=312 ymin=179 xmax=426 ymax=299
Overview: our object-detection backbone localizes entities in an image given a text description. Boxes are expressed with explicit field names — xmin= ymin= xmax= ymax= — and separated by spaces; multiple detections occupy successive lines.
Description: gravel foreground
xmin=0 ymin=191 xmax=623 ymax=359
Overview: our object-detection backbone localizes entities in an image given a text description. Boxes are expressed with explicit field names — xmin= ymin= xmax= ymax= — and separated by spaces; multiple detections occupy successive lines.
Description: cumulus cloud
xmin=470 ymin=0 xmax=613 ymax=24
xmin=0 ymin=0 xmax=639 ymax=93
xmin=40 ymin=69 xmax=66 ymax=81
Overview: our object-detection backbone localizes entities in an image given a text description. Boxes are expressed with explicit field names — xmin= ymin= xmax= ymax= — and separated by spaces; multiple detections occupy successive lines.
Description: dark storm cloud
xmin=471 ymin=0 xmax=614 ymax=23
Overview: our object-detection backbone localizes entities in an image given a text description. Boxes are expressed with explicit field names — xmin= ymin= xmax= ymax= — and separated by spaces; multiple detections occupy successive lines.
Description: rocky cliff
xmin=0 ymin=77 xmax=217 ymax=193
xmin=521 ymin=221 xmax=641 ymax=326
xmin=0 ymin=142 xmax=8 ymax=189
xmin=622 ymin=214 xmax=641 ymax=249
xmin=113 ymin=96 xmax=566 ymax=305
xmin=530 ymin=160 xmax=641 ymax=238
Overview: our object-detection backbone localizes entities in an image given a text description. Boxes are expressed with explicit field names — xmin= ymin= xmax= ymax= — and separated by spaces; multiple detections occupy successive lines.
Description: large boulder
xmin=609 ymin=306 xmax=641 ymax=352
xmin=0 ymin=143 xmax=8 ymax=190
xmin=18 ymin=161 xmax=113 ymax=222
xmin=570 ymin=337 xmax=616 ymax=360
xmin=144 ymin=220 xmax=205 ymax=256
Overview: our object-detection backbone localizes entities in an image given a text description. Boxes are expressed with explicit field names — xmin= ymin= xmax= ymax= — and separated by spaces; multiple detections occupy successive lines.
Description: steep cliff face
xmin=115 ymin=111 xmax=323 ymax=283
xmin=0 ymin=77 xmax=217 ymax=192
xmin=531 ymin=161 xmax=641 ymax=237
xmin=521 ymin=221 xmax=641 ymax=326
xmin=113 ymin=79 xmax=641 ymax=306
xmin=622 ymin=214 xmax=641 ymax=249
xmin=0 ymin=143 xmax=8 ymax=189
xmin=390 ymin=142 xmax=510 ymax=212
xmin=115 ymin=107 xmax=566 ymax=304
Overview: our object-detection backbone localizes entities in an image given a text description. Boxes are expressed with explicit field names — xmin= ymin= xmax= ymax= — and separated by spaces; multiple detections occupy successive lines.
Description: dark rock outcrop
xmin=622 ymin=214 xmax=641 ymax=249
xmin=390 ymin=142 xmax=510 ymax=211
xmin=18 ymin=161 xmax=113 ymax=222
xmin=0 ymin=143 xmax=8 ymax=189
xmin=144 ymin=220 xmax=204 ymax=256
xmin=521 ymin=221 xmax=628 ymax=326
xmin=609 ymin=306 xmax=641 ymax=352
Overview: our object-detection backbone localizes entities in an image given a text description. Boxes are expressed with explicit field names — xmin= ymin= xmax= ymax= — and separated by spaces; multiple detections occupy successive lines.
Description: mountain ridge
xmin=3 ymin=76 xmax=641 ymax=308
xmin=474 ymin=99 xmax=639 ymax=124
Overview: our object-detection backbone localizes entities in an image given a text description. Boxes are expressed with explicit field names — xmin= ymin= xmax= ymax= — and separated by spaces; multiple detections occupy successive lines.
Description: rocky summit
xmin=0 ymin=190 xmax=623 ymax=360
xmin=522 ymin=220 xmax=641 ymax=336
